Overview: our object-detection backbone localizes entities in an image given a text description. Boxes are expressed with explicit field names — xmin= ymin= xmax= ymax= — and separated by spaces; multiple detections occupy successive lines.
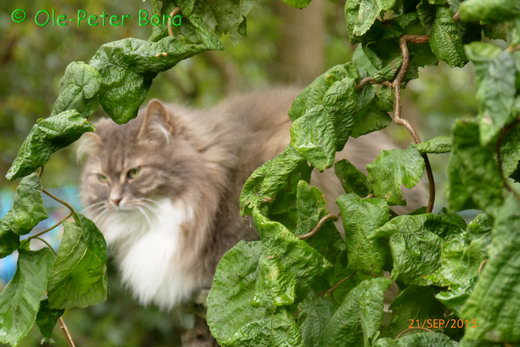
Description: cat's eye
xmin=127 ymin=167 xmax=141 ymax=179
xmin=97 ymin=174 xmax=109 ymax=183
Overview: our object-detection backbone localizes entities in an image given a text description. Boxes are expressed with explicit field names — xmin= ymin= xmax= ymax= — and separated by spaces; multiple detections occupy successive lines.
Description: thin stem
xmin=356 ymin=77 xmax=392 ymax=89
xmin=395 ymin=327 xmax=434 ymax=339
xmin=167 ymin=8 xmax=181 ymax=37
xmin=28 ymin=189 xmax=75 ymax=240
xmin=298 ymin=213 xmax=338 ymax=240
xmin=43 ymin=189 xmax=75 ymax=215
xmin=392 ymin=35 xmax=436 ymax=212
xmin=28 ymin=212 xmax=72 ymax=240
xmin=323 ymin=274 xmax=354 ymax=297
xmin=59 ymin=317 xmax=76 ymax=347
xmin=33 ymin=237 xmax=57 ymax=256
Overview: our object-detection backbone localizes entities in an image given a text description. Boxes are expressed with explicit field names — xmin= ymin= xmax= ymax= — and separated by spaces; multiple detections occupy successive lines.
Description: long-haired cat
xmin=79 ymin=87 xmax=425 ymax=310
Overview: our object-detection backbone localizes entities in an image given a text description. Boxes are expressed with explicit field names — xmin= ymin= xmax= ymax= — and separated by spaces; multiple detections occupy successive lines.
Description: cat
xmin=79 ymin=87 xmax=425 ymax=310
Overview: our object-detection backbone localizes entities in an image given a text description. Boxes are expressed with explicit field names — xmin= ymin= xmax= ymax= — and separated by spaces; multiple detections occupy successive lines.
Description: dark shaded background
xmin=0 ymin=0 xmax=477 ymax=346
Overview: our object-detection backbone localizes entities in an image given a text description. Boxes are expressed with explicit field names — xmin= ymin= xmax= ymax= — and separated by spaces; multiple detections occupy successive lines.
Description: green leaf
xmin=167 ymin=0 xmax=254 ymax=40
xmin=298 ymin=293 xmax=337 ymax=347
xmin=429 ymin=6 xmax=467 ymax=67
xmin=386 ymin=286 xmax=445 ymax=337
xmin=319 ymin=277 xmax=392 ymax=347
xmin=252 ymin=208 xmax=330 ymax=308
xmin=47 ymin=214 xmax=108 ymax=309
xmin=288 ymin=64 xmax=357 ymax=121
xmin=459 ymin=0 xmax=520 ymax=23
xmin=323 ymin=77 xmax=357 ymax=150
xmin=462 ymin=196 xmax=520 ymax=343
xmin=290 ymin=105 xmax=337 ymax=170
xmin=0 ymin=173 xmax=47 ymax=236
xmin=226 ymin=310 xmax=304 ymax=347
xmin=335 ymin=159 xmax=371 ymax=197
xmin=367 ymin=146 xmax=425 ymax=206
xmin=417 ymin=136 xmax=452 ymax=154
xmin=337 ymin=194 xmax=391 ymax=274
xmin=345 ymin=0 xmax=398 ymax=38
xmin=294 ymin=181 xmax=345 ymax=262
xmin=89 ymin=35 xmax=221 ymax=124
xmin=500 ymin=122 xmax=520 ymax=181
xmin=447 ymin=119 xmax=504 ymax=212
xmin=282 ymin=0 xmax=311 ymax=8
xmin=465 ymin=43 xmax=516 ymax=145
xmin=0 ymin=230 xmax=19 ymax=259
xmin=6 ymin=110 xmax=95 ymax=180
xmin=375 ymin=332 xmax=458 ymax=346
xmin=240 ymin=146 xmax=311 ymax=216
xmin=207 ymin=241 xmax=267 ymax=345
xmin=431 ymin=233 xmax=485 ymax=288
xmin=350 ymin=104 xmax=392 ymax=138
xmin=376 ymin=85 xmax=394 ymax=112
xmin=51 ymin=61 xmax=101 ymax=118
xmin=35 ymin=299 xmax=64 ymax=339
xmin=0 ymin=248 xmax=55 ymax=346
xmin=373 ymin=213 xmax=463 ymax=285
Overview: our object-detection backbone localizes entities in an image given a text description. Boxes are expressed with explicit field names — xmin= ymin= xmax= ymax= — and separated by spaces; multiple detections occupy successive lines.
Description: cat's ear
xmin=138 ymin=99 xmax=175 ymax=143
xmin=76 ymin=131 xmax=102 ymax=162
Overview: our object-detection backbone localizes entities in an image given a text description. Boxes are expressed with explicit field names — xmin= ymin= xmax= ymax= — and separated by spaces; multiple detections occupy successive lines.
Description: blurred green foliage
xmin=0 ymin=0 xmax=477 ymax=345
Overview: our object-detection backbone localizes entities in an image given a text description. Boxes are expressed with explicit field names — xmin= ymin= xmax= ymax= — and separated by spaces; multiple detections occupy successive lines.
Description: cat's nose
xmin=110 ymin=197 xmax=123 ymax=207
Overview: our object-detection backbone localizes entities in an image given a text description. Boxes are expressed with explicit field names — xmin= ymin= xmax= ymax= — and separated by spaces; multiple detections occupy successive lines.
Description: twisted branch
xmin=298 ymin=213 xmax=338 ymax=239
xmin=392 ymin=35 xmax=436 ymax=213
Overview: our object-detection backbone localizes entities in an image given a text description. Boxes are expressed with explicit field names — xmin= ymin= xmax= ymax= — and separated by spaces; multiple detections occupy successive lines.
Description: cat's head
xmin=79 ymin=99 xmax=203 ymax=225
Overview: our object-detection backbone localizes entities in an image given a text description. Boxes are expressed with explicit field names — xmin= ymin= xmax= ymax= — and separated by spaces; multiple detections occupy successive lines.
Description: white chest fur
xmin=98 ymin=198 xmax=195 ymax=310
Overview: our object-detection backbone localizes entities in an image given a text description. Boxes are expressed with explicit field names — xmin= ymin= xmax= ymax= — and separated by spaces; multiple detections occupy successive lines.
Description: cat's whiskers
xmin=136 ymin=205 xmax=153 ymax=229
xmin=141 ymin=198 xmax=162 ymax=209
xmin=81 ymin=201 xmax=105 ymax=214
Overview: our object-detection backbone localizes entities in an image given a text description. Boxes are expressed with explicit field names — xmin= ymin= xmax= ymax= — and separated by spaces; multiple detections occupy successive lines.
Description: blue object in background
xmin=0 ymin=186 xmax=83 ymax=285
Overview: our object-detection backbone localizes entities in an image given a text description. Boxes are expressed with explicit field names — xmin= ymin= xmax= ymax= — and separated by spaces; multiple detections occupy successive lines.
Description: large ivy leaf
xmin=89 ymin=35 xmax=221 ymax=124
xmin=298 ymin=293 xmax=337 ymax=347
xmin=225 ymin=310 xmax=304 ymax=347
xmin=6 ymin=110 xmax=95 ymax=180
xmin=319 ymin=277 xmax=392 ymax=347
xmin=500 ymin=122 xmax=520 ymax=182
xmin=462 ymin=196 xmax=520 ymax=344
xmin=466 ymin=43 xmax=516 ymax=145
xmin=294 ymin=181 xmax=345 ymax=262
xmin=447 ymin=120 xmax=504 ymax=212
xmin=51 ymin=61 xmax=101 ymax=118
xmin=151 ymin=0 xmax=255 ymax=41
xmin=0 ymin=248 xmax=55 ymax=346
xmin=429 ymin=7 xmax=467 ymax=67
xmin=334 ymin=159 xmax=371 ymax=197
xmin=373 ymin=213 xmax=463 ymax=286
xmin=459 ymin=0 xmax=520 ymax=23
xmin=240 ymin=146 xmax=311 ymax=216
xmin=290 ymin=105 xmax=337 ymax=170
xmin=289 ymin=64 xmax=357 ymax=121
xmin=386 ymin=286 xmax=445 ymax=337
xmin=207 ymin=241 xmax=267 ymax=345
xmin=0 ymin=173 xmax=47 ymax=236
xmin=417 ymin=136 xmax=452 ymax=154
xmin=47 ymin=214 xmax=107 ymax=309
xmin=367 ymin=146 xmax=425 ymax=206
xmin=375 ymin=332 xmax=458 ymax=346
xmin=252 ymin=209 xmax=330 ymax=309
xmin=336 ymin=194 xmax=391 ymax=275
xmin=35 ymin=299 xmax=64 ymax=339
xmin=0 ymin=230 xmax=19 ymax=259
xmin=345 ymin=0 xmax=397 ymax=38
